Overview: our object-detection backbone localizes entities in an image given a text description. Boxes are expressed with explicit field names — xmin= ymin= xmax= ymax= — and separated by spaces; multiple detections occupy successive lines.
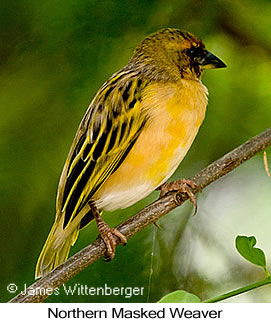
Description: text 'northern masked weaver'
xmin=36 ymin=28 xmax=226 ymax=278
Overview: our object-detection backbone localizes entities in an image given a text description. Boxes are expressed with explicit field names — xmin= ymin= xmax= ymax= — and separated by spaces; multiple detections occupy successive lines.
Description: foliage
xmin=158 ymin=290 xmax=201 ymax=303
xmin=158 ymin=236 xmax=271 ymax=303
xmin=235 ymin=236 xmax=267 ymax=271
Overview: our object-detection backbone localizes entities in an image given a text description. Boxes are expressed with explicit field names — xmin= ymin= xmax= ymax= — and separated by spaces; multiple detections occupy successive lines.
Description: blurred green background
xmin=1 ymin=0 xmax=271 ymax=303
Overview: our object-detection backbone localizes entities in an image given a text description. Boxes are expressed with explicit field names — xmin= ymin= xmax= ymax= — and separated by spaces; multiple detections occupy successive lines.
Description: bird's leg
xmin=159 ymin=179 xmax=198 ymax=215
xmin=88 ymin=201 xmax=127 ymax=260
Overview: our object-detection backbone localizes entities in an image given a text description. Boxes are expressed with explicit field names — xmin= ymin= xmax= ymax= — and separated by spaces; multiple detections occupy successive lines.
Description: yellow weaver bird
xmin=35 ymin=28 xmax=226 ymax=278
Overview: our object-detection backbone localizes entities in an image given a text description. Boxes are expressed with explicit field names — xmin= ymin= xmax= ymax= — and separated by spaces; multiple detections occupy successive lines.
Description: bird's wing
xmin=56 ymin=71 xmax=149 ymax=229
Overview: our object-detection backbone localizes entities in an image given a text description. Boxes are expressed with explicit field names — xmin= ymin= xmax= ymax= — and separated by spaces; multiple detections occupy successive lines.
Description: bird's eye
xmin=186 ymin=47 xmax=205 ymax=61
xmin=186 ymin=47 xmax=196 ymax=57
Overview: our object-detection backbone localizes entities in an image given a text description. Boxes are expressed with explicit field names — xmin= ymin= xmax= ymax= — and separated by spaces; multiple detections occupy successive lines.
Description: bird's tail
xmin=35 ymin=219 xmax=79 ymax=279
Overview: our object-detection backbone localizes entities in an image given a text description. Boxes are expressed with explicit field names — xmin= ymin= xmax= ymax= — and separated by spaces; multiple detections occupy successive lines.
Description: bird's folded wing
xmin=55 ymin=72 xmax=148 ymax=229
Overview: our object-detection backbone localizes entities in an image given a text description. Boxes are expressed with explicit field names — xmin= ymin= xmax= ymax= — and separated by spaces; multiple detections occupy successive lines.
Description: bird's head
xmin=131 ymin=28 xmax=226 ymax=81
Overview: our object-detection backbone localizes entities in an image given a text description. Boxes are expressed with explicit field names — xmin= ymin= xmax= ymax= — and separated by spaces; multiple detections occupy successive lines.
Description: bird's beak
xmin=200 ymin=51 xmax=226 ymax=69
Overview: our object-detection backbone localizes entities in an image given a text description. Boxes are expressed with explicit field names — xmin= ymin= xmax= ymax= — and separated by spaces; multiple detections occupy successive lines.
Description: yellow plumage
xmin=94 ymin=79 xmax=208 ymax=210
xmin=35 ymin=28 xmax=226 ymax=278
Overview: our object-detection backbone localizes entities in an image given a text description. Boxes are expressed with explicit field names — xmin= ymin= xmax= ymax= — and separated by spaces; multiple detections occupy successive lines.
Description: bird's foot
xmin=159 ymin=179 xmax=198 ymax=215
xmin=89 ymin=201 xmax=127 ymax=260
xmin=99 ymin=224 xmax=127 ymax=261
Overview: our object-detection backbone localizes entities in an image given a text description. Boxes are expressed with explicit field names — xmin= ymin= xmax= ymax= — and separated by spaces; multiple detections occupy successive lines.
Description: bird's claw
xmin=159 ymin=179 xmax=198 ymax=215
xmin=100 ymin=225 xmax=127 ymax=261
xmin=89 ymin=201 xmax=127 ymax=261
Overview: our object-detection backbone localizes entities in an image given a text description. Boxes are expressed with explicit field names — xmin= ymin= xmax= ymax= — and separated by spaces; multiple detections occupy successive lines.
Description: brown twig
xmin=264 ymin=151 xmax=271 ymax=177
xmin=9 ymin=127 xmax=271 ymax=303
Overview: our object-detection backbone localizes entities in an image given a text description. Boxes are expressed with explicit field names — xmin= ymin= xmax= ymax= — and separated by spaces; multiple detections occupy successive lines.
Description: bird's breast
xmin=95 ymin=79 xmax=208 ymax=210
xmin=140 ymin=79 xmax=208 ymax=182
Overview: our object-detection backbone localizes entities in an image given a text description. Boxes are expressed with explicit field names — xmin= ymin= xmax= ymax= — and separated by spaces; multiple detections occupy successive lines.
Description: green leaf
xmin=236 ymin=235 xmax=266 ymax=268
xmin=158 ymin=290 xmax=201 ymax=303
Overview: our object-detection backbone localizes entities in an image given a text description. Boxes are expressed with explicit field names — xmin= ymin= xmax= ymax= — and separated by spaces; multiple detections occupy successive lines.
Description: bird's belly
xmin=94 ymin=80 xmax=208 ymax=211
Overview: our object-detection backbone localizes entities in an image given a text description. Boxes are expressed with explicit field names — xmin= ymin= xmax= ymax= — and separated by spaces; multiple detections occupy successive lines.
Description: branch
xmin=9 ymin=127 xmax=271 ymax=303
xmin=203 ymin=275 xmax=271 ymax=303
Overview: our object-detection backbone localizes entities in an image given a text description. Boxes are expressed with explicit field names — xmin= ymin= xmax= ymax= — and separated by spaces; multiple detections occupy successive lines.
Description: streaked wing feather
xmin=55 ymin=71 xmax=148 ymax=229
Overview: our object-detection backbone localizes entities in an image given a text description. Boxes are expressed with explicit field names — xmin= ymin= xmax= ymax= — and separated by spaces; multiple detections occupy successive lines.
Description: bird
xmin=35 ymin=28 xmax=226 ymax=278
